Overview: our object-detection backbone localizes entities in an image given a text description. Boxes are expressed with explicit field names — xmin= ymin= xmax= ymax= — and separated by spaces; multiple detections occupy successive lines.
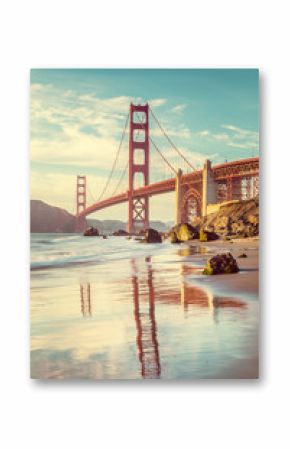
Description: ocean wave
xmin=30 ymin=234 xmax=176 ymax=271
xmin=30 ymin=249 xmax=109 ymax=270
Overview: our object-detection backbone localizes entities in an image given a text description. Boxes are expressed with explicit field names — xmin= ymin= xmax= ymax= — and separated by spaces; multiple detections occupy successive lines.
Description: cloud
xmin=211 ymin=133 xmax=230 ymax=142
xmin=196 ymin=130 xmax=210 ymax=138
xmin=222 ymin=124 xmax=256 ymax=135
xmin=30 ymin=85 xmax=190 ymax=174
xmin=195 ymin=124 xmax=259 ymax=151
xmin=150 ymin=125 xmax=191 ymax=140
xmin=221 ymin=124 xmax=259 ymax=149
xmin=148 ymin=98 xmax=167 ymax=108
xmin=170 ymin=104 xmax=186 ymax=114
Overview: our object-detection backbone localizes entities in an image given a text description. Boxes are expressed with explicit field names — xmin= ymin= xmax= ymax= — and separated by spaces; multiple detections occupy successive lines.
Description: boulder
xmin=169 ymin=223 xmax=199 ymax=243
xmin=83 ymin=226 xmax=99 ymax=236
xmin=170 ymin=232 xmax=181 ymax=244
xmin=143 ymin=228 xmax=162 ymax=243
xmin=199 ymin=229 xmax=219 ymax=242
xmin=203 ymin=252 xmax=239 ymax=275
xmin=112 ymin=229 xmax=129 ymax=236
xmin=238 ymin=253 xmax=247 ymax=258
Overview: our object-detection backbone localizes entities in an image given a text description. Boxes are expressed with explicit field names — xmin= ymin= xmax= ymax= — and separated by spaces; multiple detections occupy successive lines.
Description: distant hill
xmin=87 ymin=219 xmax=127 ymax=234
xmin=87 ymin=218 xmax=173 ymax=233
xmin=31 ymin=200 xmax=173 ymax=233
xmin=31 ymin=200 xmax=75 ymax=233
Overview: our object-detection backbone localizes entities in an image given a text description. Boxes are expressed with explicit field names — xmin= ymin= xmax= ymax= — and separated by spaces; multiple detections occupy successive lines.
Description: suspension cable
xmin=96 ymin=112 xmax=129 ymax=202
xmin=110 ymin=161 xmax=129 ymax=197
xmin=109 ymin=112 xmax=144 ymax=197
xmin=149 ymin=136 xmax=177 ymax=175
xmin=86 ymin=181 xmax=97 ymax=203
xmin=135 ymin=111 xmax=177 ymax=175
xmin=149 ymin=105 xmax=196 ymax=170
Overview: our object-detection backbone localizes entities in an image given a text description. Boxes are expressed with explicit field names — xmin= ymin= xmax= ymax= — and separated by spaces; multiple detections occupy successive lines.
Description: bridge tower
xmin=128 ymin=103 xmax=149 ymax=234
xmin=76 ymin=175 xmax=87 ymax=232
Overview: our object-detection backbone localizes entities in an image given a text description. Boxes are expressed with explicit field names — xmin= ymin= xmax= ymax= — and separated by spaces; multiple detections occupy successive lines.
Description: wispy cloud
xmin=149 ymin=98 xmax=167 ymax=108
xmin=196 ymin=130 xmax=210 ymax=138
xmin=31 ymin=84 xmax=189 ymax=175
xmin=195 ymin=124 xmax=259 ymax=150
xmin=170 ymin=104 xmax=186 ymax=114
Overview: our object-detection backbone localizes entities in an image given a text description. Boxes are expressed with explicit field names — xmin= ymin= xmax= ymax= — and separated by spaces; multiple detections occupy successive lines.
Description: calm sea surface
xmin=30 ymin=233 xmax=258 ymax=379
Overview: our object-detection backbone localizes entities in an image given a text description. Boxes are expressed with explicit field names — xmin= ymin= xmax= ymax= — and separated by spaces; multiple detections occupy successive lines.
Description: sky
xmin=30 ymin=69 xmax=259 ymax=222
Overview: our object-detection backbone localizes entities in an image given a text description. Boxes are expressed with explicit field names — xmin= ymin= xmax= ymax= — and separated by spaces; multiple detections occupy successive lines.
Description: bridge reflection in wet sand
xmin=77 ymin=254 xmax=249 ymax=379
xmin=131 ymin=258 xmax=161 ymax=379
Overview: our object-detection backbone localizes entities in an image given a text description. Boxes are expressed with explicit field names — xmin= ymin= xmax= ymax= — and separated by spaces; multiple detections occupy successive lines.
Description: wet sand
xmin=31 ymin=234 xmax=259 ymax=380
xmin=187 ymin=237 xmax=259 ymax=296
xmin=186 ymin=237 xmax=259 ymax=378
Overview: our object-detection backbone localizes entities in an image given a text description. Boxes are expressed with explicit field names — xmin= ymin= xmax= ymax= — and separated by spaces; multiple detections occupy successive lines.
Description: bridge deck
xmin=79 ymin=157 xmax=259 ymax=217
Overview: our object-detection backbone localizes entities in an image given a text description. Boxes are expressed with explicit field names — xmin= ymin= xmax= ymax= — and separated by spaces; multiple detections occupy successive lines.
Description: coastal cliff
xmin=201 ymin=198 xmax=259 ymax=238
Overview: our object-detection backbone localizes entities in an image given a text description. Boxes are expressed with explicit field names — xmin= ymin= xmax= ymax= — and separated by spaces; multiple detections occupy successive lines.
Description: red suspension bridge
xmin=76 ymin=103 xmax=259 ymax=233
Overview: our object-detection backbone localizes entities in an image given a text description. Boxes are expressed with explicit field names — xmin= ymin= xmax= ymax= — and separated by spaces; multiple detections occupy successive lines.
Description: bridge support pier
xmin=202 ymin=160 xmax=217 ymax=217
xmin=226 ymin=177 xmax=242 ymax=201
xmin=75 ymin=175 xmax=87 ymax=232
xmin=75 ymin=216 xmax=87 ymax=233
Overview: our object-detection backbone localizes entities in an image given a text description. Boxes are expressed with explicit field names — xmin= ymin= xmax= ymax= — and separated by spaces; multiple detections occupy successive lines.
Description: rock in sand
xmin=169 ymin=223 xmax=199 ymax=243
xmin=143 ymin=228 xmax=162 ymax=243
xmin=203 ymin=252 xmax=239 ymax=275
xmin=83 ymin=226 xmax=99 ymax=236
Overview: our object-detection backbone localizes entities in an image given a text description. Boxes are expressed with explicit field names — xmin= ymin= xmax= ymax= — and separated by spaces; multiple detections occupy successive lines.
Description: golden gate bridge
xmin=75 ymin=103 xmax=259 ymax=233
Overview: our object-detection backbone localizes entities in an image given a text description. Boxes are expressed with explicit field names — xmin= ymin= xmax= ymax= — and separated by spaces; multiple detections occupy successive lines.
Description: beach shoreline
xmin=30 ymin=234 xmax=259 ymax=380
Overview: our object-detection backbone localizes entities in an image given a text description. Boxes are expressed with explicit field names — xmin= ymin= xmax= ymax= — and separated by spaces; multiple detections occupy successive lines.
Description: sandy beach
xmin=30 ymin=234 xmax=259 ymax=379
xmin=185 ymin=237 xmax=259 ymax=378
xmin=187 ymin=237 xmax=259 ymax=296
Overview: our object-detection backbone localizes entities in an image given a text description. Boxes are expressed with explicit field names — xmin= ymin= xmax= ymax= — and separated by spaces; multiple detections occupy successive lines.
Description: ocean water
xmin=30 ymin=233 xmax=259 ymax=379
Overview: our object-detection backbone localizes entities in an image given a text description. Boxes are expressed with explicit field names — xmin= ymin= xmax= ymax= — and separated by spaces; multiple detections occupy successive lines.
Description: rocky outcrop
xmin=143 ymin=228 xmax=162 ymax=243
xmin=83 ymin=226 xmax=99 ymax=236
xmin=199 ymin=229 xmax=219 ymax=242
xmin=169 ymin=223 xmax=199 ymax=243
xmin=112 ymin=229 xmax=129 ymax=236
xmin=201 ymin=198 xmax=259 ymax=238
xmin=203 ymin=253 xmax=239 ymax=275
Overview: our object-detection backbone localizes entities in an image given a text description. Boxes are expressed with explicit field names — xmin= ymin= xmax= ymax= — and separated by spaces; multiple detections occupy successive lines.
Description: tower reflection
xmin=131 ymin=258 xmax=161 ymax=379
xmin=80 ymin=282 xmax=92 ymax=317
xmin=179 ymin=265 xmax=247 ymax=323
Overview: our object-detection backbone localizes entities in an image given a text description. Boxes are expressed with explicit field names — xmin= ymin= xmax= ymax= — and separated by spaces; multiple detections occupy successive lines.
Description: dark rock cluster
xmin=112 ymin=229 xmax=129 ymax=236
xmin=83 ymin=226 xmax=99 ymax=236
